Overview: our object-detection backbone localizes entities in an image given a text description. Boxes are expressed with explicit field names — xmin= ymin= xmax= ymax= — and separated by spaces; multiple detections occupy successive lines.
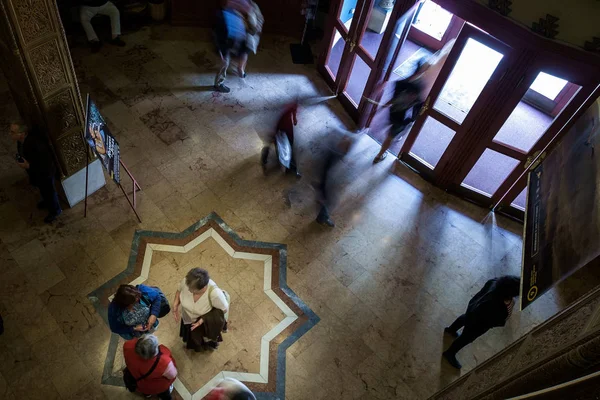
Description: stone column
xmin=0 ymin=0 xmax=87 ymax=178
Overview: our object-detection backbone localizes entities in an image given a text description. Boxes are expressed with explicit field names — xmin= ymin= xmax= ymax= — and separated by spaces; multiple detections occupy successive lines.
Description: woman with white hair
xmin=123 ymin=334 xmax=178 ymax=399
xmin=173 ymin=267 xmax=230 ymax=351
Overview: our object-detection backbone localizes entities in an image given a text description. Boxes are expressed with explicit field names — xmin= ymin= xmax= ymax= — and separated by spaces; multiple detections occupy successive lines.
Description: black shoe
xmin=44 ymin=209 xmax=62 ymax=224
xmin=89 ymin=40 xmax=102 ymax=53
xmin=443 ymin=351 xmax=462 ymax=369
xmin=214 ymin=84 xmax=231 ymax=93
xmin=317 ymin=218 xmax=335 ymax=228
xmin=444 ymin=327 xmax=458 ymax=338
xmin=207 ymin=341 xmax=219 ymax=350
xmin=37 ymin=201 xmax=47 ymax=210
xmin=109 ymin=36 xmax=126 ymax=47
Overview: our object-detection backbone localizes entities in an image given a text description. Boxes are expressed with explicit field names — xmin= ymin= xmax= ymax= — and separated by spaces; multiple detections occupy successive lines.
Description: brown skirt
xmin=179 ymin=307 xmax=226 ymax=352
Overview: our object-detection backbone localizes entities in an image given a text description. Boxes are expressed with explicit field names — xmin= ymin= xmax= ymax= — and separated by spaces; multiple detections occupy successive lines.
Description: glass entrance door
xmin=399 ymin=24 xmax=511 ymax=180
xmin=319 ymin=0 xmax=400 ymax=120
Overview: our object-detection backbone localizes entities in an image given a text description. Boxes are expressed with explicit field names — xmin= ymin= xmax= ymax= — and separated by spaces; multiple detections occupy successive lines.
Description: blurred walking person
xmin=314 ymin=128 xmax=359 ymax=227
xmin=205 ymin=377 xmax=256 ymax=400
xmin=214 ymin=0 xmax=250 ymax=93
xmin=261 ymin=101 xmax=301 ymax=177
xmin=443 ymin=275 xmax=521 ymax=369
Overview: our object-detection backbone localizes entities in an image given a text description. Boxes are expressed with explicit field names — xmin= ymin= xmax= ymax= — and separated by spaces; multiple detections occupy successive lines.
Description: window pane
xmin=361 ymin=1 xmax=396 ymax=59
xmin=434 ymin=38 xmax=503 ymax=124
xmin=412 ymin=0 xmax=453 ymax=41
xmin=327 ymin=28 xmax=345 ymax=79
xmin=345 ymin=55 xmax=371 ymax=106
xmin=511 ymin=187 xmax=527 ymax=210
xmin=529 ymin=72 xmax=568 ymax=101
xmin=461 ymin=149 xmax=520 ymax=196
xmin=493 ymin=74 xmax=580 ymax=152
xmin=338 ymin=0 xmax=357 ymax=27
xmin=409 ymin=116 xmax=456 ymax=168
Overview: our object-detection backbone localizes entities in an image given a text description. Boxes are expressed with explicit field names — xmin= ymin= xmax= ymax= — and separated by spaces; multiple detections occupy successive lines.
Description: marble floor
xmin=0 ymin=24 xmax=598 ymax=400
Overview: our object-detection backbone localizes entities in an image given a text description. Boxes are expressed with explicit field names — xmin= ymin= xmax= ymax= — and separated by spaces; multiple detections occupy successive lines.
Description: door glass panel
xmin=338 ymin=0 xmax=357 ymax=30
xmin=412 ymin=0 xmax=453 ymax=40
xmin=409 ymin=116 xmax=456 ymax=168
xmin=493 ymin=73 xmax=581 ymax=152
xmin=434 ymin=38 xmax=504 ymax=124
xmin=511 ymin=187 xmax=527 ymax=210
xmin=327 ymin=28 xmax=346 ymax=79
xmin=345 ymin=54 xmax=371 ymax=106
xmin=461 ymin=149 xmax=520 ymax=196
xmin=360 ymin=0 xmax=396 ymax=59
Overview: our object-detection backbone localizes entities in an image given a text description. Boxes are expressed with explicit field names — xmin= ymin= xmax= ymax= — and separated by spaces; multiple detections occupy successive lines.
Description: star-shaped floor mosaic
xmin=89 ymin=213 xmax=319 ymax=399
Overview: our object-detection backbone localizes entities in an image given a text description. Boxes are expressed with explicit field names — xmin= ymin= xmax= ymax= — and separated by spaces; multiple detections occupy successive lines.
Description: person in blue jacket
xmin=108 ymin=284 xmax=162 ymax=340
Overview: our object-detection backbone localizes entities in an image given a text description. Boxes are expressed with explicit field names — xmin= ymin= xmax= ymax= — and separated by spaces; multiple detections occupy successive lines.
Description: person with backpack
xmin=123 ymin=334 xmax=177 ymax=399
xmin=108 ymin=284 xmax=170 ymax=340
xmin=443 ymin=275 xmax=521 ymax=369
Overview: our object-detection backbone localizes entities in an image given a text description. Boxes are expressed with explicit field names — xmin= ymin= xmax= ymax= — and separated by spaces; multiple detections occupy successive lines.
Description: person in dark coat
xmin=314 ymin=128 xmax=359 ymax=227
xmin=372 ymin=60 xmax=428 ymax=163
xmin=9 ymin=123 xmax=62 ymax=223
xmin=443 ymin=275 xmax=521 ymax=369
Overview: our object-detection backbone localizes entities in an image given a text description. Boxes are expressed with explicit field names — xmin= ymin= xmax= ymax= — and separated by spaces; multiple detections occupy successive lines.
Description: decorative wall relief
xmin=45 ymin=88 xmax=78 ymax=136
xmin=531 ymin=14 xmax=560 ymax=39
xmin=488 ymin=0 xmax=512 ymax=16
xmin=57 ymin=131 xmax=87 ymax=175
xmin=13 ymin=0 xmax=52 ymax=44
xmin=29 ymin=39 xmax=68 ymax=96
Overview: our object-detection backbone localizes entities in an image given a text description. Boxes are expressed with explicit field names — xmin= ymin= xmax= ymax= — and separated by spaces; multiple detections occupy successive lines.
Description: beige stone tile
xmin=285 ymin=354 xmax=330 ymax=400
xmin=9 ymin=365 xmax=62 ymax=400
xmin=10 ymin=238 xmax=66 ymax=294
xmin=227 ymin=267 xmax=266 ymax=308
xmin=66 ymin=381 xmax=109 ymax=400
xmin=94 ymin=244 xmax=130 ymax=280
xmin=156 ymin=191 xmax=197 ymax=232
xmin=144 ymin=177 xmax=177 ymax=204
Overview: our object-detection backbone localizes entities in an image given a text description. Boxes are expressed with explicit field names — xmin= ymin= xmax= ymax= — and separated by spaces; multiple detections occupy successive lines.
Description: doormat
xmin=393 ymin=47 xmax=432 ymax=79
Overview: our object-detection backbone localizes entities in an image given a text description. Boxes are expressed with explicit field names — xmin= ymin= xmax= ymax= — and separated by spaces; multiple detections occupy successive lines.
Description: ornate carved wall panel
xmin=56 ymin=127 xmax=88 ymax=173
xmin=29 ymin=39 xmax=68 ymax=97
xmin=1 ymin=0 xmax=86 ymax=179
xmin=44 ymin=88 xmax=79 ymax=136
xmin=12 ymin=0 xmax=52 ymax=44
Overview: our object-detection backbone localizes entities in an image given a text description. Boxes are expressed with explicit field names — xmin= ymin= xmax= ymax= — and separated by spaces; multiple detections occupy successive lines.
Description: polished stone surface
xmin=0 ymin=24 xmax=597 ymax=400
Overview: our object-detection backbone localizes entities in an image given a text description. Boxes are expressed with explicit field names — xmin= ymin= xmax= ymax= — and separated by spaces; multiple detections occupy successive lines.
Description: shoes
xmin=444 ymin=327 xmax=458 ymax=338
xmin=207 ymin=341 xmax=219 ymax=350
xmin=89 ymin=40 xmax=102 ymax=53
xmin=214 ymin=84 xmax=231 ymax=93
xmin=238 ymin=70 xmax=247 ymax=78
xmin=37 ymin=201 xmax=47 ymax=210
xmin=44 ymin=209 xmax=62 ymax=224
xmin=442 ymin=351 xmax=462 ymax=369
xmin=373 ymin=152 xmax=388 ymax=164
xmin=110 ymin=36 xmax=126 ymax=47
xmin=316 ymin=217 xmax=335 ymax=228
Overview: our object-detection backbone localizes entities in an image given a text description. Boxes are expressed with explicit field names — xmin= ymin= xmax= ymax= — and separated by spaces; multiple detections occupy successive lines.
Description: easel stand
xmin=84 ymin=157 xmax=142 ymax=223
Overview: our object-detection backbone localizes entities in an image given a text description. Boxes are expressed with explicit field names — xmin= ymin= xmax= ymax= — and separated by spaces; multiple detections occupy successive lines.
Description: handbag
xmin=123 ymin=351 xmax=162 ymax=392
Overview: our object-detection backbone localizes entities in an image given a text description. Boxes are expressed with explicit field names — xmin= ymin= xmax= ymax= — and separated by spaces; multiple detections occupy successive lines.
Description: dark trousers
xmin=37 ymin=176 xmax=61 ymax=215
xmin=143 ymin=388 xmax=172 ymax=400
xmin=315 ymin=150 xmax=340 ymax=222
xmin=446 ymin=314 xmax=490 ymax=356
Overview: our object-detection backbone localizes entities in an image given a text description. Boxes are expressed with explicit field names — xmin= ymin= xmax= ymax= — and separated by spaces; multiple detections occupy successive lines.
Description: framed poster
xmin=521 ymin=97 xmax=600 ymax=309
xmin=84 ymin=95 xmax=120 ymax=183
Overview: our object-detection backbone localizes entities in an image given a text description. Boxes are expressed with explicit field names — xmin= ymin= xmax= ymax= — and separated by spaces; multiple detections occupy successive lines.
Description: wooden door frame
xmin=398 ymin=23 xmax=512 ymax=183
xmin=493 ymin=83 xmax=600 ymax=220
xmin=447 ymin=46 xmax=600 ymax=210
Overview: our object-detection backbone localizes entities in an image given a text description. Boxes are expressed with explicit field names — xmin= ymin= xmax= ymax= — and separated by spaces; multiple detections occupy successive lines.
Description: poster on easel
xmin=85 ymin=96 xmax=120 ymax=183
xmin=521 ymin=97 xmax=600 ymax=310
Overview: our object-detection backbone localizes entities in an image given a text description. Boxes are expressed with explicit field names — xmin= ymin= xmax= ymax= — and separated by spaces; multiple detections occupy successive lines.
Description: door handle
xmin=349 ymin=41 xmax=356 ymax=53
xmin=419 ymin=97 xmax=431 ymax=116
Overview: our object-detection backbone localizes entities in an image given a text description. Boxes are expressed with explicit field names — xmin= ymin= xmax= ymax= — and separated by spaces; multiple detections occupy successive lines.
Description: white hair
xmin=135 ymin=334 xmax=159 ymax=359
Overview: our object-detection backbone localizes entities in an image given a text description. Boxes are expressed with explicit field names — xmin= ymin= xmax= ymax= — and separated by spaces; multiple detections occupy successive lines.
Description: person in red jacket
xmin=261 ymin=101 xmax=301 ymax=177
xmin=123 ymin=335 xmax=178 ymax=399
